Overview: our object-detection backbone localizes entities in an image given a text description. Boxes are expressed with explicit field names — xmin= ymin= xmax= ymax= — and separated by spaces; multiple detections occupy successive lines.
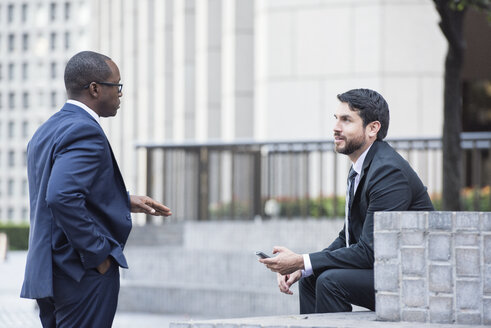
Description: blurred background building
xmin=0 ymin=0 xmax=92 ymax=223
xmin=1 ymin=0 xmax=490 ymax=223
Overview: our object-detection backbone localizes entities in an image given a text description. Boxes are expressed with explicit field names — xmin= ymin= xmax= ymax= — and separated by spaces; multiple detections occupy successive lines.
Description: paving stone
xmin=455 ymin=233 xmax=479 ymax=247
xmin=429 ymin=264 xmax=452 ymax=293
xmin=482 ymin=212 xmax=491 ymax=231
xmin=374 ymin=212 xmax=400 ymax=231
xmin=429 ymin=296 xmax=453 ymax=324
xmin=456 ymin=312 xmax=482 ymax=325
xmin=401 ymin=309 xmax=427 ymax=323
xmin=456 ymin=280 xmax=480 ymax=310
xmin=402 ymin=279 xmax=426 ymax=307
xmin=401 ymin=231 xmax=425 ymax=246
xmin=456 ymin=248 xmax=480 ymax=277
xmin=401 ymin=247 xmax=425 ymax=276
xmin=455 ymin=212 xmax=480 ymax=231
xmin=376 ymin=293 xmax=400 ymax=321
xmin=428 ymin=212 xmax=452 ymax=231
xmin=428 ymin=233 xmax=451 ymax=261
xmin=374 ymin=232 xmax=399 ymax=260
xmin=400 ymin=212 xmax=427 ymax=230
xmin=374 ymin=262 xmax=399 ymax=292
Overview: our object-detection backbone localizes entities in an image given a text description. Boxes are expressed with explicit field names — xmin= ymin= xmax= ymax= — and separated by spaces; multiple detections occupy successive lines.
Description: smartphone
xmin=255 ymin=251 xmax=271 ymax=259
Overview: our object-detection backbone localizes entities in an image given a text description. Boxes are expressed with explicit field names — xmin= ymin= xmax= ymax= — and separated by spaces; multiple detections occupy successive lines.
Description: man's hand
xmin=258 ymin=246 xmax=304 ymax=275
xmin=277 ymin=270 xmax=302 ymax=295
xmin=130 ymin=195 xmax=172 ymax=216
xmin=96 ymin=257 xmax=112 ymax=275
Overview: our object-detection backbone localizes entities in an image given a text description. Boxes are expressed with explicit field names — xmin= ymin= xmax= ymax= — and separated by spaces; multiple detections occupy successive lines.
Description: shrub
xmin=0 ymin=223 xmax=30 ymax=250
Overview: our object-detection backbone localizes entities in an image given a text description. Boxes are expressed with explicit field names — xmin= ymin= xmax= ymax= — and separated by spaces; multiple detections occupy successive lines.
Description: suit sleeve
xmin=309 ymin=164 xmax=412 ymax=274
xmin=46 ymin=123 xmax=113 ymax=270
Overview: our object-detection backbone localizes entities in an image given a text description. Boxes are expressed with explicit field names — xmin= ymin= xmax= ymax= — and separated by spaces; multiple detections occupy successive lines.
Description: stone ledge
xmin=169 ymin=312 xmax=490 ymax=328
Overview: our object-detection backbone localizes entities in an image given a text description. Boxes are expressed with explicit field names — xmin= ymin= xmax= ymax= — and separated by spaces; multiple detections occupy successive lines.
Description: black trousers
xmin=36 ymin=261 xmax=120 ymax=328
xmin=298 ymin=268 xmax=375 ymax=314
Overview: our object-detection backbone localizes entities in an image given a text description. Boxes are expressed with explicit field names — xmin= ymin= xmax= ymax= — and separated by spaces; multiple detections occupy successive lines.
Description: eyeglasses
xmin=83 ymin=82 xmax=123 ymax=93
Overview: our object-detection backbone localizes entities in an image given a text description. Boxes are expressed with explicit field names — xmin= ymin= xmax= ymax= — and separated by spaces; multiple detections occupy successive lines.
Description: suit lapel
xmin=106 ymin=139 xmax=127 ymax=192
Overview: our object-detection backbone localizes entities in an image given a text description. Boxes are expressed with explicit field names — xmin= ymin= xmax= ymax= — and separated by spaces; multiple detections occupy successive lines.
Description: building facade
xmin=3 ymin=0 xmax=477 ymax=223
xmin=0 ymin=0 xmax=91 ymax=223
xmin=92 ymin=0 xmax=446 ymax=208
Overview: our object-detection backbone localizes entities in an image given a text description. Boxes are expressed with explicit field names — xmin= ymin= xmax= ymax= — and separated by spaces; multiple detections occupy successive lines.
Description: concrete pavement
xmin=0 ymin=251 xmax=207 ymax=328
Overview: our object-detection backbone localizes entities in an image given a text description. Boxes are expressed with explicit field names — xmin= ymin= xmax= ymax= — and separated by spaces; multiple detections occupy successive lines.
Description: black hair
xmin=64 ymin=51 xmax=112 ymax=96
xmin=337 ymin=88 xmax=390 ymax=140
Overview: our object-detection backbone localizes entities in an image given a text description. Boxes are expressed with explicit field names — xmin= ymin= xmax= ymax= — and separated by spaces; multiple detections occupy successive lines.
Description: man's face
xmin=333 ymin=102 xmax=367 ymax=156
xmin=96 ymin=60 xmax=122 ymax=117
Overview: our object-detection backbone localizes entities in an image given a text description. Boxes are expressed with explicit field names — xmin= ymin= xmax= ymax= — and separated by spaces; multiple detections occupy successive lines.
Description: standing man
xmin=259 ymin=88 xmax=433 ymax=313
xmin=21 ymin=51 xmax=172 ymax=327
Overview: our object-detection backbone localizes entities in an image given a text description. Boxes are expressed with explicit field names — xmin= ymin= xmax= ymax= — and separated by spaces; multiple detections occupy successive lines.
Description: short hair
xmin=64 ymin=51 xmax=112 ymax=96
xmin=337 ymin=88 xmax=390 ymax=140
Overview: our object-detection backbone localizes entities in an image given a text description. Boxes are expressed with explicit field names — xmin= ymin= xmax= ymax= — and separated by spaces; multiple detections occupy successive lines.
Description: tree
xmin=433 ymin=0 xmax=490 ymax=211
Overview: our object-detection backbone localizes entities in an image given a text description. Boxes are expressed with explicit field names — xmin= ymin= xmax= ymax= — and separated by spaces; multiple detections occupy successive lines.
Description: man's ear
xmin=87 ymin=82 xmax=100 ymax=98
xmin=367 ymin=121 xmax=381 ymax=138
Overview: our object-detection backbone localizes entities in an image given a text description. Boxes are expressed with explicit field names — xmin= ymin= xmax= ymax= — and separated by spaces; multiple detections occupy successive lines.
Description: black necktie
xmin=348 ymin=168 xmax=357 ymax=209
xmin=345 ymin=167 xmax=357 ymax=247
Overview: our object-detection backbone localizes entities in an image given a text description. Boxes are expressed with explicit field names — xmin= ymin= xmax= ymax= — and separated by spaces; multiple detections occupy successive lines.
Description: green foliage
xmin=276 ymin=196 xmax=345 ymax=218
xmin=431 ymin=186 xmax=490 ymax=211
xmin=447 ymin=0 xmax=491 ymax=19
xmin=0 ymin=223 xmax=30 ymax=250
xmin=209 ymin=201 xmax=252 ymax=219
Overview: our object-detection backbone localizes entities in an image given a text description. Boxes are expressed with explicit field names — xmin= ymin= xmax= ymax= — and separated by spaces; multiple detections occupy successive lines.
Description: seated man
xmin=259 ymin=88 xmax=434 ymax=314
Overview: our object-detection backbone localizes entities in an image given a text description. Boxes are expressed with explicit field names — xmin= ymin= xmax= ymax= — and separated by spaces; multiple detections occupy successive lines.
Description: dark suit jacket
xmin=21 ymin=103 xmax=132 ymax=299
xmin=309 ymin=140 xmax=434 ymax=275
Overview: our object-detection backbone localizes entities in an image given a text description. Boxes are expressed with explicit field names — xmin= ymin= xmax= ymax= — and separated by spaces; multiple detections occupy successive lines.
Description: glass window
xmin=22 ymin=121 xmax=28 ymax=138
xmin=8 ymin=4 xmax=14 ymax=23
xmin=22 ymin=62 xmax=28 ymax=80
xmin=50 ymin=32 xmax=56 ymax=50
xmin=8 ymin=92 xmax=15 ymax=109
xmin=50 ymin=2 xmax=56 ymax=21
xmin=22 ymin=92 xmax=29 ymax=109
xmin=22 ymin=3 xmax=28 ymax=22
xmin=50 ymin=91 xmax=57 ymax=108
xmin=7 ymin=208 xmax=14 ymax=221
xmin=50 ymin=62 xmax=56 ymax=79
xmin=0 ymin=64 xmax=2 ymax=80
xmin=64 ymin=31 xmax=70 ymax=50
xmin=23 ymin=150 xmax=27 ymax=167
xmin=38 ymin=91 xmax=44 ymax=107
xmin=22 ymin=33 xmax=29 ymax=51
xmin=8 ymin=151 xmax=15 ymax=167
xmin=64 ymin=2 xmax=71 ymax=20
xmin=8 ymin=34 xmax=15 ymax=52
xmin=22 ymin=179 xmax=27 ymax=195
xmin=22 ymin=207 xmax=28 ymax=221
xmin=8 ymin=121 xmax=14 ymax=138
xmin=8 ymin=63 xmax=14 ymax=80
xmin=0 ymin=92 xmax=2 ymax=109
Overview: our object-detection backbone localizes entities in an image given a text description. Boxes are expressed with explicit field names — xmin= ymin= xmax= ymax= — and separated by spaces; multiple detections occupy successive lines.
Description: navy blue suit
xmin=21 ymin=102 xmax=132 ymax=327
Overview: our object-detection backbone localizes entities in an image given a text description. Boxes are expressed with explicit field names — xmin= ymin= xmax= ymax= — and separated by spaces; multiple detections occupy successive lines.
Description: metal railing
xmin=136 ymin=132 xmax=491 ymax=221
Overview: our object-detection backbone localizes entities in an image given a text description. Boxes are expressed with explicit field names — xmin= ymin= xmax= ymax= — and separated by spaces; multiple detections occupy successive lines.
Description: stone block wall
xmin=374 ymin=211 xmax=491 ymax=325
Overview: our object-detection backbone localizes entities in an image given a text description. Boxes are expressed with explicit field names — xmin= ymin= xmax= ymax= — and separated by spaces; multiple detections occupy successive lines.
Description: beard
xmin=334 ymin=132 xmax=366 ymax=155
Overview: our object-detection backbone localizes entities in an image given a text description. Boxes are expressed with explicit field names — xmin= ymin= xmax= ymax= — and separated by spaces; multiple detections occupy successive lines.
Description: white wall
xmin=255 ymin=0 xmax=446 ymax=141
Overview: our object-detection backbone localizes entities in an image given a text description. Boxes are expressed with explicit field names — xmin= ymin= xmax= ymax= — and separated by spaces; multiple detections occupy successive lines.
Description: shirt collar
xmin=66 ymin=99 xmax=100 ymax=125
xmin=352 ymin=143 xmax=373 ymax=175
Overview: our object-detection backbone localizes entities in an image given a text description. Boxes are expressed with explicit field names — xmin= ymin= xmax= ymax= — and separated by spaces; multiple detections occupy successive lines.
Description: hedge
xmin=0 ymin=224 xmax=30 ymax=250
